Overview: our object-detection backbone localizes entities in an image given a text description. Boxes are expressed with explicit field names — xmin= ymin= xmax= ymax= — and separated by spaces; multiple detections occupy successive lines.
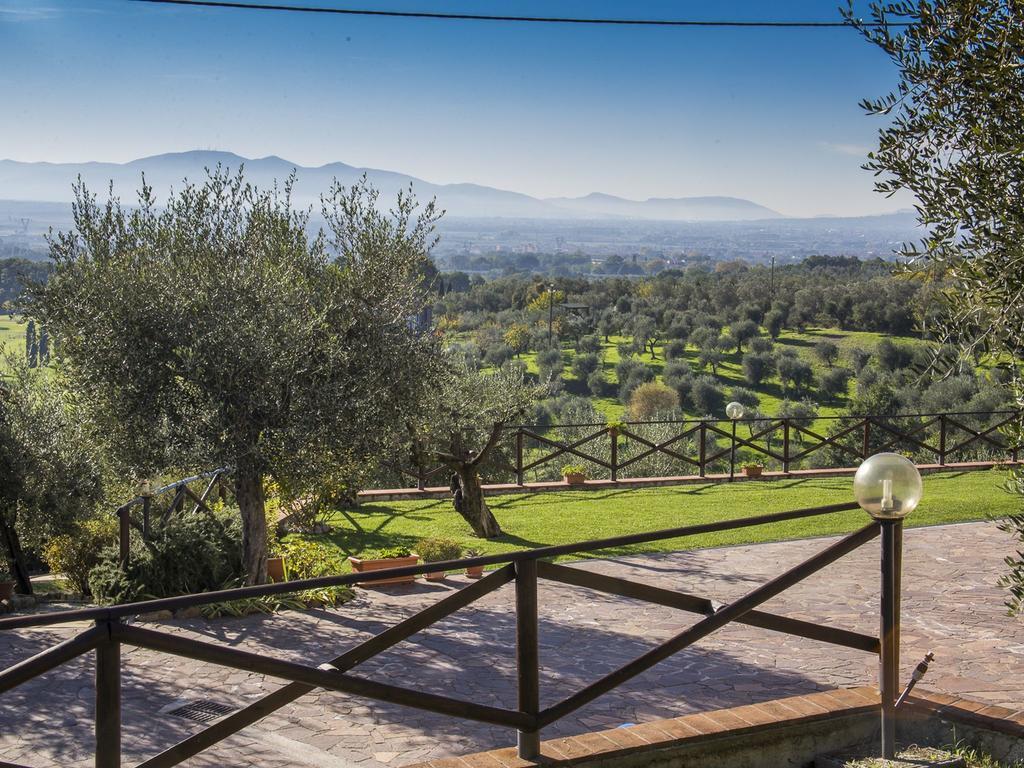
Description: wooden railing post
xmin=515 ymin=559 xmax=540 ymax=759
xmin=515 ymin=429 xmax=525 ymax=486
xmin=878 ymin=519 xmax=903 ymax=760
xmin=698 ymin=421 xmax=707 ymax=478
xmin=610 ymin=428 xmax=618 ymax=482
xmin=862 ymin=419 xmax=871 ymax=460
xmin=938 ymin=414 xmax=946 ymax=466
xmin=117 ymin=507 xmax=130 ymax=568
xmin=782 ymin=419 xmax=790 ymax=473
xmin=95 ymin=619 xmax=121 ymax=768
xmin=416 ymin=467 xmax=426 ymax=491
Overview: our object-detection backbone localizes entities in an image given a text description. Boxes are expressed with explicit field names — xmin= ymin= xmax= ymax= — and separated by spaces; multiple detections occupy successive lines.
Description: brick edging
xmin=904 ymin=688 xmax=1024 ymax=739
xmin=407 ymin=687 xmax=881 ymax=768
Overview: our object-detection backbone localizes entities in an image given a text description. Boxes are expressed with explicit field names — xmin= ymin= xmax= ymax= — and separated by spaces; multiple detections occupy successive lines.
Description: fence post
xmin=862 ymin=419 xmax=872 ymax=460
xmin=95 ymin=619 xmax=122 ymax=768
xmin=516 ymin=429 xmax=524 ymax=486
xmin=117 ymin=507 xmax=130 ymax=568
xmin=878 ymin=519 xmax=903 ymax=760
xmin=610 ymin=428 xmax=618 ymax=482
xmin=698 ymin=421 xmax=707 ymax=478
xmin=515 ymin=559 xmax=540 ymax=759
xmin=938 ymin=415 xmax=946 ymax=466
xmin=141 ymin=495 xmax=152 ymax=541
xmin=782 ymin=419 xmax=790 ymax=474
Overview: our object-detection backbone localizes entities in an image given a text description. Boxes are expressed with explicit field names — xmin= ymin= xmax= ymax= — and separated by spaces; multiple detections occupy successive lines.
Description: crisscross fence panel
xmin=387 ymin=410 xmax=1023 ymax=489
xmin=115 ymin=468 xmax=232 ymax=566
xmin=1 ymin=499 xmax=909 ymax=766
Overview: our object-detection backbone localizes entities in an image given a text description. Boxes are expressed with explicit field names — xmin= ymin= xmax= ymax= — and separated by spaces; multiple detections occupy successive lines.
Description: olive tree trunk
xmin=0 ymin=513 xmax=32 ymax=595
xmin=234 ymin=459 xmax=268 ymax=585
xmin=451 ymin=465 xmax=503 ymax=538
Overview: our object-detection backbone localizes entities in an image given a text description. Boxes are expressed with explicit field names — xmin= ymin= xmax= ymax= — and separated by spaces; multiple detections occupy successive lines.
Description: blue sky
xmin=0 ymin=1 xmax=909 ymax=217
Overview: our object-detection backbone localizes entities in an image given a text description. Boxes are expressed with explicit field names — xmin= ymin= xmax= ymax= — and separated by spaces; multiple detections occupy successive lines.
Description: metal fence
xmin=394 ymin=410 xmax=1022 ymax=488
xmin=0 ymin=499 xmax=906 ymax=766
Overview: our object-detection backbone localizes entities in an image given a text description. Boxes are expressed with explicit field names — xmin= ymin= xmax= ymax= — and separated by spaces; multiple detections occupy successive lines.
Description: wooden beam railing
xmin=2 ymin=499 xmax=909 ymax=766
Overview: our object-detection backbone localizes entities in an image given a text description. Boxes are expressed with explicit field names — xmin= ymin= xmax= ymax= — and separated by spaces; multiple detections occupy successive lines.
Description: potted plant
xmin=348 ymin=546 xmax=419 ymax=586
xmin=464 ymin=548 xmax=485 ymax=579
xmin=561 ymin=464 xmax=588 ymax=485
xmin=266 ymin=542 xmax=286 ymax=583
xmin=0 ymin=566 xmax=13 ymax=602
xmin=743 ymin=461 xmax=765 ymax=479
xmin=417 ymin=538 xmax=463 ymax=581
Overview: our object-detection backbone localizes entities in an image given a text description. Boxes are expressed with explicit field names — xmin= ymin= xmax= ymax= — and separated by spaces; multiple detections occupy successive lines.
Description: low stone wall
xmin=407 ymin=688 xmax=882 ymax=768
xmin=900 ymin=690 xmax=1024 ymax=766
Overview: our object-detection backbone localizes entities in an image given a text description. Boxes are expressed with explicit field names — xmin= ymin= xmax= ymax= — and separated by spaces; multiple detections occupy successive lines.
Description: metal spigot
xmin=895 ymin=652 xmax=934 ymax=708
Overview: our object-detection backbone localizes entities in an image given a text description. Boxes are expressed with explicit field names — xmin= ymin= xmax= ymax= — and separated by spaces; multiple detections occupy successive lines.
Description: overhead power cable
xmin=129 ymin=0 xmax=911 ymax=28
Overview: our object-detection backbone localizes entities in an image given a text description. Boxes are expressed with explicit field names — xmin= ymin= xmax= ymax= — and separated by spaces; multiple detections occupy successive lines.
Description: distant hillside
xmin=544 ymin=192 xmax=780 ymax=221
xmin=0 ymin=151 xmax=778 ymax=222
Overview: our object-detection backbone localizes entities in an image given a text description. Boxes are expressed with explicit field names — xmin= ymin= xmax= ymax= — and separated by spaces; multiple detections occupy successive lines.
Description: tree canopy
xmin=30 ymin=170 xmax=440 ymax=582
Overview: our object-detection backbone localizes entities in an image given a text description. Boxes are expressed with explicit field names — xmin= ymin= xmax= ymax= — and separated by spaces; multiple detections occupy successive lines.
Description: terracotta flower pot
xmin=348 ymin=554 xmax=419 ymax=586
xmin=465 ymin=565 xmax=485 ymax=579
xmin=425 ymin=570 xmax=446 ymax=582
xmin=0 ymin=580 xmax=13 ymax=602
xmin=743 ymin=466 xmax=763 ymax=478
xmin=266 ymin=556 xmax=286 ymax=583
xmin=563 ymin=473 xmax=586 ymax=486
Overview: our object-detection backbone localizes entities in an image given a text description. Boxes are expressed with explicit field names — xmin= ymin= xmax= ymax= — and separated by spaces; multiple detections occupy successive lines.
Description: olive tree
xmin=408 ymin=360 xmax=539 ymax=538
xmin=849 ymin=0 xmax=1024 ymax=612
xmin=30 ymin=171 xmax=439 ymax=583
xmin=0 ymin=356 xmax=102 ymax=594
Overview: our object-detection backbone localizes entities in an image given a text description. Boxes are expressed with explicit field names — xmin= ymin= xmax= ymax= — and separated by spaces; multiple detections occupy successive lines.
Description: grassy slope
xmin=504 ymin=326 xmax=926 ymax=423
xmin=299 ymin=469 xmax=1016 ymax=566
xmin=0 ymin=316 xmax=25 ymax=357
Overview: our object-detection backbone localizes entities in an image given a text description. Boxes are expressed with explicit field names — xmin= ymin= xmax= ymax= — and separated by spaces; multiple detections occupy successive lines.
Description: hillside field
xmin=499 ymin=326 xmax=927 ymax=422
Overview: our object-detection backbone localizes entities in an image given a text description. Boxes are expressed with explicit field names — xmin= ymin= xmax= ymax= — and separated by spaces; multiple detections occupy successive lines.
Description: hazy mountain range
xmin=0 ymin=150 xmax=783 ymax=222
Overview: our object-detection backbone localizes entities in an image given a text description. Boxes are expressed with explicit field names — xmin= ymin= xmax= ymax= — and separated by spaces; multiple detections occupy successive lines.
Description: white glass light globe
xmin=853 ymin=453 xmax=922 ymax=519
xmin=725 ymin=401 xmax=745 ymax=420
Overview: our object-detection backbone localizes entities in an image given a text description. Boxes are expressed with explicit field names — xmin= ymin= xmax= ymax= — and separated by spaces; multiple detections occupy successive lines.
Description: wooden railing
xmin=115 ymin=468 xmax=231 ymax=566
xmin=0 ymin=500 xmax=907 ymax=765
xmin=397 ymin=410 xmax=1023 ymax=488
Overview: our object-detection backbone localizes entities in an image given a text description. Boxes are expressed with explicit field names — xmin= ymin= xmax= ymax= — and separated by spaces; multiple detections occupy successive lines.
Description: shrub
xmin=279 ymin=538 xmax=347 ymax=579
xmin=417 ymin=537 xmax=463 ymax=563
xmin=561 ymin=464 xmax=588 ymax=477
xmin=42 ymin=516 xmax=119 ymax=595
xmin=749 ymin=336 xmax=774 ymax=354
xmin=577 ymin=334 xmax=602 ymax=354
xmin=89 ymin=510 xmax=244 ymax=603
xmin=629 ymin=382 xmax=679 ymax=420
xmin=374 ymin=546 xmax=413 ymax=559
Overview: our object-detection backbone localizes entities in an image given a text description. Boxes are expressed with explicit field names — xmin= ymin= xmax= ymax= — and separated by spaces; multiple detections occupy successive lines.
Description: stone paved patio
xmin=1 ymin=520 xmax=1022 ymax=767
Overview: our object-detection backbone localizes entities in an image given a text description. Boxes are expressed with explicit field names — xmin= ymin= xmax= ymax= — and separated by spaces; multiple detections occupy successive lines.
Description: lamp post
xmin=725 ymin=401 xmax=744 ymax=480
xmin=854 ymin=453 xmax=922 ymax=761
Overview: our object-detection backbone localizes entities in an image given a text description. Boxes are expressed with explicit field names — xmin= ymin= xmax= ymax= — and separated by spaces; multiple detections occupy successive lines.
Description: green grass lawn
xmin=297 ymin=469 xmax=1018 ymax=568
